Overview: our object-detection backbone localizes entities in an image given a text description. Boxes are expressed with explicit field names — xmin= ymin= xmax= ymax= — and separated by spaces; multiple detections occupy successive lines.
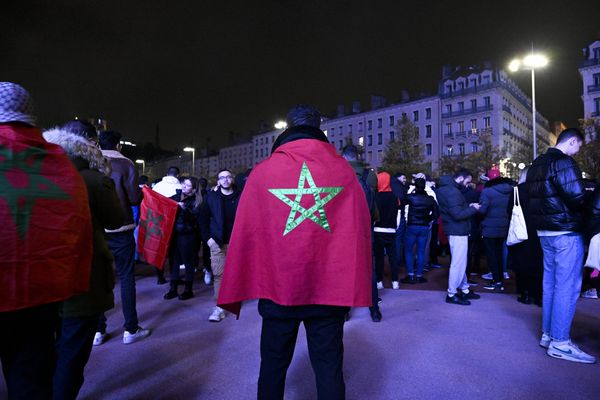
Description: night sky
xmin=3 ymin=1 xmax=599 ymax=150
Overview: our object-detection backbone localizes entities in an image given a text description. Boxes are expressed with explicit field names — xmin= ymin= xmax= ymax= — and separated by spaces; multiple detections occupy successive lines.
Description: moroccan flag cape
xmin=0 ymin=123 xmax=93 ymax=312
xmin=217 ymin=139 xmax=372 ymax=316
xmin=138 ymin=186 xmax=178 ymax=268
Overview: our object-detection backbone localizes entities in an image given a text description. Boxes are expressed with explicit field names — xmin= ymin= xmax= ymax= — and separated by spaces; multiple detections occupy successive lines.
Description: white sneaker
xmin=581 ymin=288 xmax=598 ymax=299
xmin=203 ymin=268 xmax=213 ymax=285
xmin=123 ymin=327 xmax=151 ymax=344
xmin=547 ymin=340 xmax=596 ymax=364
xmin=503 ymin=272 xmax=510 ymax=280
xmin=377 ymin=281 xmax=384 ymax=290
xmin=208 ymin=306 xmax=225 ymax=322
xmin=481 ymin=272 xmax=493 ymax=280
xmin=392 ymin=281 xmax=400 ymax=290
xmin=93 ymin=332 xmax=108 ymax=346
xmin=539 ymin=333 xmax=551 ymax=349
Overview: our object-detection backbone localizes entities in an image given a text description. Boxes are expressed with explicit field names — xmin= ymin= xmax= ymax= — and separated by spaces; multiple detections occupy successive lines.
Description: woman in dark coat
xmin=508 ymin=168 xmax=543 ymax=305
xmin=164 ymin=177 xmax=202 ymax=300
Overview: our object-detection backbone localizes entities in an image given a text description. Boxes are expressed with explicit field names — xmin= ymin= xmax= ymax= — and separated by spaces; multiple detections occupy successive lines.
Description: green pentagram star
xmin=268 ymin=162 xmax=343 ymax=236
xmin=0 ymin=145 xmax=70 ymax=240
xmin=140 ymin=208 xmax=164 ymax=242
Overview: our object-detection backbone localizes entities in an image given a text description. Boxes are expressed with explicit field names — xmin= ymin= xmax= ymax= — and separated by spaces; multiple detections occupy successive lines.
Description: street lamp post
xmin=183 ymin=147 xmax=195 ymax=175
xmin=508 ymin=51 xmax=548 ymax=160
xmin=135 ymin=159 xmax=145 ymax=174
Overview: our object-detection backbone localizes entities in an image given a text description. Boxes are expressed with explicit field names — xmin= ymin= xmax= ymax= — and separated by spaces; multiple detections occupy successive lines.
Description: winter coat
xmin=478 ymin=177 xmax=514 ymax=238
xmin=170 ymin=190 xmax=200 ymax=234
xmin=101 ymin=149 xmax=142 ymax=232
xmin=436 ymin=175 xmax=477 ymax=236
xmin=153 ymin=176 xmax=182 ymax=198
xmin=199 ymin=188 xmax=241 ymax=246
xmin=526 ymin=148 xmax=586 ymax=232
xmin=43 ymin=128 xmax=124 ymax=317
xmin=374 ymin=172 xmax=398 ymax=231
xmin=588 ymin=188 xmax=600 ymax=238
xmin=404 ymin=191 xmax=439 ymax=226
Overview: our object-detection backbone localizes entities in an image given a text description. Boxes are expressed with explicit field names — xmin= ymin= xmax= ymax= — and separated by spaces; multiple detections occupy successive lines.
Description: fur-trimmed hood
xmin=43 ymin=128 xmax=111 ymax=176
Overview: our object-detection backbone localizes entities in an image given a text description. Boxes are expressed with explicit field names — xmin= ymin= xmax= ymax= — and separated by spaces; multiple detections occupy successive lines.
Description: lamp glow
xmin=274 ymin=121 xmax=287 ymax=130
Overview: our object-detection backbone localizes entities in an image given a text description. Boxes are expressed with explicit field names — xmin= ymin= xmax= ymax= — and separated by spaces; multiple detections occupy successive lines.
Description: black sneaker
xmin=445 ymin=294 xmax=471 ymax=305
xmin=369 ymin=307 xmax=382 ymax=322
xmin=415 ymin=276 xmax=428 ymax=283
xmin=400 ymin=276 xmax=416 ymax=284
xmin=460 ymin=290 xmax=481 ymax=300
xmin=483 ymin=282 xmax=505 ymax=291
xmin=467 ymin=280 xmax=478 ymax=286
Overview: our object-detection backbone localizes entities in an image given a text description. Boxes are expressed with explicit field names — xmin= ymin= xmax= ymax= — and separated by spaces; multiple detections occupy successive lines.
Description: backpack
xmin=358 ymin=168 xmax=377 ymax=222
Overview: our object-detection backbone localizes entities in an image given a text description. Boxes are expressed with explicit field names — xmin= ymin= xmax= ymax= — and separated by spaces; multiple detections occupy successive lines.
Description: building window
xmin=446 ymin=145 xmax=453 ymax=156
xmin=377 ymin=150 xmax=383 ymax=161
xmin=426 ymin=143 xmax=432 ymax=156
xmin=256 ymin=150 xmax=259 ymax=158
xmin=458 ymin=121 xmax=464 ymax=133
xmin=470 ymin=119 xmax=477 ymax=132
xmin=458 ymin=81 xmax=464 ymax=90
xmin=445 ymin=84 xmax=452 ymax=93
xmin=339 ymin=126 xmax=343 ymax=134
xmin=348 ymin=124 xmax=353 ymax=133
xmin=389 ymin=115 xmax=395 ymax=126
xmin=368 ymin=120 xmax=372 ymax=130
xmin=595 ymin=97 xmax=600 ymax=114
xmin=426 ymin=108 xmax=432 ymax=119
xmin=367 ymin=151 xmax=373 ymax=162
xmin=471 ymin=142 xmax=478 ymax=152
xmin=377 ymin=133 xmax=383 ymax=145
xmin=446 ymin=123 xmax=452 ymax=134
xmin=470 ymin=78 xmax=477 ymax=87
xmin=367 ymin=135 xmax=373 ymax=146
xmin=459 ymin=143 xmax=465 ymax=155
xmin=482 ymin=75 xmax=491 ymax=84
xmin=484 ymin=117 xmax=491 ymax=128
xmin=339 ymin=140 xmax=343 ymax=149
xmin=377 ymin=118 xmax=382 ymax=128
xmin=389 ymin=131 xmax=395 ymax=141
xmin=413 ymin=110 xmax=419 ymax=121
xmin=331 ymin=128 xmax=335 ymax=136
xmin=484 ymin=96 xmax=491 ymax=107
xmin=358 ymin=122 xmax=363 ymax=132
xmin=358 ymin=136 xmax=364 ymax=146
xmin=458 ymin=101 xmax=464 ymax=112
xmin=426 ymin=125 xmax=432 ymax=138
xmin=446 ymin=104 xmax=452 ymax=114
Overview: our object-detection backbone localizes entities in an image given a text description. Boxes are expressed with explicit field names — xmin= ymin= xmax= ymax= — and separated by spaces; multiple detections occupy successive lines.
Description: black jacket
xmin=170 ymin=191 xmax=200 ymax=234
xmin=405 ymin=191 xmax=439 ymax=226
xmin=199 ymin=188 xmax=241 ymax=246
xmin=526 ymin=148 xmax=586 ymax=232
xmin=436 ymin=175 xmax=477 ymax=236
xmin=374 ymin=191 xmax=399 ymax=230
xmin=478 ymin=178 xmax=514 ymax=238
xmin=588 ymin=188 xmax=600 ymax=238
xmin=461 ymin=185 xmax=481 ymax=237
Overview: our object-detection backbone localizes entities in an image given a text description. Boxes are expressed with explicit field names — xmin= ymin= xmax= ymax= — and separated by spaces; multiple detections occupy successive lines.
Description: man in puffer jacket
xmin=526 ymin=128 xmax=595 ymax=364
xmin=478 ymin=169 xmax=514 ymax=291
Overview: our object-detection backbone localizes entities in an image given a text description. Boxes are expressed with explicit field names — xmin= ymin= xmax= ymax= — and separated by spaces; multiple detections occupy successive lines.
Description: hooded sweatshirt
xmin=374 ymin=172 xmax=399 ymax=232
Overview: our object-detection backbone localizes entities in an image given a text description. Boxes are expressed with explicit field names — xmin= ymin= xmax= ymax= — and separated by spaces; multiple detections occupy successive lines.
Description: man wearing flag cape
xmin=218 ymin=105 xmax=371 ymax=400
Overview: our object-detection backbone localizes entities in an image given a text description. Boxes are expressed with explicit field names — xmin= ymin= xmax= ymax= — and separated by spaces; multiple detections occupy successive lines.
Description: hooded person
xmin=43 ymin=126 xmax=124 ymax=400
xmin=217 ymin=104 xmax=371 ymax=400
xmin=374 ymin=171 xmax=400 ymax=289
xmin=0 ymin=82 xmax=93 ymax=399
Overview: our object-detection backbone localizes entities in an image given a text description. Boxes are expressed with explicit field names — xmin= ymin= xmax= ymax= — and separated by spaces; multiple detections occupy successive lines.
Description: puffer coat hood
xmin=43 ymin=128 xmax=111 ymax=175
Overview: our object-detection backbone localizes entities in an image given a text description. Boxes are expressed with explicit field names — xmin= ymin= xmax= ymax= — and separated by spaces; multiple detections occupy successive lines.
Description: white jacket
xmin=153 ymin=176 xmax=181 ymax=198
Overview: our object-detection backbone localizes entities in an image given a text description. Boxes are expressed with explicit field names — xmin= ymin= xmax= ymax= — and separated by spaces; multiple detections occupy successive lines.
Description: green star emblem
xmin=269 ymin=162 xmax=343 ymax=236
xmin=140 ymin=208 xmax=164 ymax=242
xmin=0 ymin=145 xmax=70 ymax=240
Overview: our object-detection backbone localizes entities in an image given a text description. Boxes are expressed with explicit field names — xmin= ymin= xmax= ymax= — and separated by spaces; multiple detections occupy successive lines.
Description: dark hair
xmin=453 ymin=168 xmax=473 ymax=179
xmin=286 ymin=104 xmax=321 ymax=128
xmin=98 ymin=130 xmax=122 ymax=150
xmin=556 ymin=128 xmax=584 ymax=145
xmin=167 ymin=166 xmax=180 ymax=177
xmin=199 ymin=177 xmax=208 ymax=189
xmin=217 ymin=168 xmax=232 ymax=176
xmin=414 ymin=178 xmax=426 ymax=191
xmin=139 ymin=175 xmax=149 ymax=186
xmin=181 ymin=176 xmax=202 ymax=208
xmin=61 ymin=120 xmax=97 ymax=141
xmin=341 ymin=144 xmax=359 ymax=161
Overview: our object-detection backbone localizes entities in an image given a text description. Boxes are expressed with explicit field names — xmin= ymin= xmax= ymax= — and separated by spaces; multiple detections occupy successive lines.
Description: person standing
xmin=436 ymin=169 xmax=481 ymax=305
xmin=526 ymin=128 xmax=595 ymax=363
xmin=153 ymin=166 xmax=182 ymax=198
xmin=373 ymin=171 xmax=400 ymax=289
xmin=391 ymin=173 xmax=408 ymax=267
xmin=97 ymin=130 xmax=150 ymax=345
xmin=199 ymin=169 xmax=241 ymax=322
xmin=217 ymin=104 xmax=371 ymax=400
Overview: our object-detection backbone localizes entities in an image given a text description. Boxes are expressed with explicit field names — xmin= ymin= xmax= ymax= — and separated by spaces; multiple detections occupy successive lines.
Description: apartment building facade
xmin=580 ymin=40 xmax=600 ymax=120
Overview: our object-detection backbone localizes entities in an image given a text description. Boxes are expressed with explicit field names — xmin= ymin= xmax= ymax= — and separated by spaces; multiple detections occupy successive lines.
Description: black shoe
xmin=157 ymin=276 xmax=167 ymax=285
xmin=415 ymin=276 xmax=428 ymax=283
xmin=467 ymin=280 xmax=478 ymax=286
xmin=483 ymin=281 xmax=505 ymax=291
xmin=400 ymin=276 xmax=416 ymax=284
xmin=178 ymin=290 xmax=194 ymax=300
xmin=446 ymin=294 xmax=471 ymax=306
xmin=460 ymin=290 xmax=481 ymax=300
xmin=534 ymin=298 xmax=543 ymax=307
xmin=369 ymin=307 xmax=382 ymax=322
xmin=345 ymin=311 xmax=351 ymax=321
xmin=164 ymin=289 xmax=178 ymax=300
xmin=517 ymin=293 xmax=532 ymax=304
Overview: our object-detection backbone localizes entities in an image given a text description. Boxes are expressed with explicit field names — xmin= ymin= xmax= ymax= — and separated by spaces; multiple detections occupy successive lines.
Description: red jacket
xmin=218 ymin=138 xmax=372 ymax=316
xmin=0 ymin=123 xmax=92 ymax=312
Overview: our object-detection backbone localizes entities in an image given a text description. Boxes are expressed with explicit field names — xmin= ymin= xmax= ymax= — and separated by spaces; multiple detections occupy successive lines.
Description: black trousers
xmin=483 ymin=237 xmax=505 ymax=284
xmin=0 ymin=303 xmax=58 ymax=400
xmin=169 ymin=232 xmax=199 ymax=283
xmin=257 ymin=300 xmax=350 ymax=400
xmin=374 ymin=232 xmax=398 ymax=282
xmin=53 ymin=313 xmax=100 ymax=400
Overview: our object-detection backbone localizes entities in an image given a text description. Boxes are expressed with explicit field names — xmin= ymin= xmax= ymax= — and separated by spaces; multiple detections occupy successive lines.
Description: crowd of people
xmin=1 ymin=82 xmax=599 ymax=399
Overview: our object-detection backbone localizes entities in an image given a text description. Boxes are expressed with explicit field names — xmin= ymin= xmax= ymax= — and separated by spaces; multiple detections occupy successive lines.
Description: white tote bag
xmin=506 ymin=186 xmax=528 ymax=246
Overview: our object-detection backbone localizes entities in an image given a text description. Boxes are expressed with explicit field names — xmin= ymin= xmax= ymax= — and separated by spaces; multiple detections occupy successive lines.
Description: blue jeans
xmin=395 ymin=218 xmax=406 ymax=265
xmin=404 ymin=225 xmax=430 ymax=277
xmin=539 ymin=234 xmax=584 ymax=341
xmin=99 ymin=231 xmax=139 ymax=333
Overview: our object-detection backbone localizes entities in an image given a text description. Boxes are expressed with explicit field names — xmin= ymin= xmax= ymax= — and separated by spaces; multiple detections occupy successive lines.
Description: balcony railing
xmin=439 ymin=82 xmax=495 ymax=99
xmin=587 ymin=84 xmax=600 ymax=94
xmin=502 ymin=105 xmax=512 ymax=115
xmin=442 ymin=104 xmax=493 ymax=118
xmin=443 ymin=127 xmax=492 ymax=141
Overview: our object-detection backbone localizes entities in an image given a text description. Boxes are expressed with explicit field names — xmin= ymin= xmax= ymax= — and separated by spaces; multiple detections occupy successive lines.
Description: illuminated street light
xmin=183 ymin=147 xmax=195 ymax=175
xmin=508 ymin=50 xmax=548 ymax=160
xmin=274 ymin=121 xmax=287 ymax=130
xmin=518 ymin=162 xmax=526 ymax=170
xmin=135 ymin=159 xmax=145 ymax=174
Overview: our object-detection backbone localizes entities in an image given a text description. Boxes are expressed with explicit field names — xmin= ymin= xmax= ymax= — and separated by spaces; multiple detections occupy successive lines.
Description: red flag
xmin=0 ymin=123 xmax=93 ymax=312
xmin=138 ymin=186 xmax=178 ymax=268
xmin=218 ymin=139 xmax=372 ymax=316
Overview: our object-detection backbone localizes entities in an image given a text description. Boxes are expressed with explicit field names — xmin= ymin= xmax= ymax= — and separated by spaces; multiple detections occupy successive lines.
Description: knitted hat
xmin=0 ymin=82 xmax=36 ymax=126
xmin=487 ymin=167 xmax=501 ymax=180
